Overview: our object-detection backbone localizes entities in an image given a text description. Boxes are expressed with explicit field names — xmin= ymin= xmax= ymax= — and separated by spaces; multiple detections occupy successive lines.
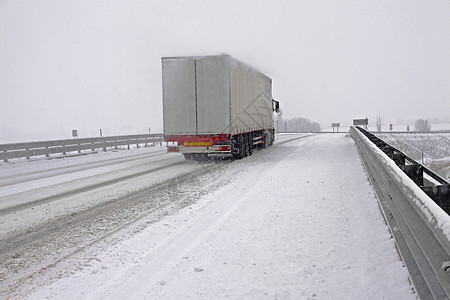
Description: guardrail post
xmin=380 ymin=146 xmax=394 ymax=156
xmin=3 ymin=150 xmax=7 ymax=162
xmin=26 ymin=148 xmax=30 ymax=159
xmin=45 ymin=147 xmax=49 ymax=157
xmin=91 ymin=142 xmax=95 ymax=152
xmin=422 ymin=185 xmax=450 ymax=214
xmin=400 ymin=164 xmax=423 ymax=186
xmin=374 ymin=140 xmax=387 ymax=148
xmin=390 ymin=153 xmax=405 ymax=166
xmin=78 ymin=143 xmax=81 ymax=154
xmin=114 ymin=140 xmax=118 ymax=151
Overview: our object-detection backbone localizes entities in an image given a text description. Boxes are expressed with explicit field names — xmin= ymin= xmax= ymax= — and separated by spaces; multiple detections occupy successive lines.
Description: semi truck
xmin=162 ymin=55 xmax=279 ymax=160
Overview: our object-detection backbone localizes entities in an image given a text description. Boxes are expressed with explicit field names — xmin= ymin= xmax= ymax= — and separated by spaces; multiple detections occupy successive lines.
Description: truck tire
xmin=242 ymin=135 xmax=248 ymax=158
xmin=247 ymin=133 xmax=253 ymax=156
xmin=232 ymin=135 xmax=246 ymax=159
xmin=243 ymin=134 xmax=250 ymax=157
xmin=183 ymin=153 xmax=193 ymax=160
xmin=269 ymin=130 xmax=274 ymax=146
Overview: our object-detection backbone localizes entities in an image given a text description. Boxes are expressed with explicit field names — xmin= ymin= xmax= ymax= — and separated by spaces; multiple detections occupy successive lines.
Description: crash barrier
xmin=350 ymin=126 xmax=450 ymax=300
xmin=0 ymin=134 xmax=164 ymax=162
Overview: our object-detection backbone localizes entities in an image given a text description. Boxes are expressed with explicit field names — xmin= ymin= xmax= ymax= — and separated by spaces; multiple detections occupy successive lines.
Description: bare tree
xmin=414 ymin=119 xmax=431 ymax=132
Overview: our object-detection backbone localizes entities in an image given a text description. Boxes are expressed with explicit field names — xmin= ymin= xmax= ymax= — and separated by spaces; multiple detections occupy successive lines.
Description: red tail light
xmin=218 ymin=146 xmax=231 ymax=151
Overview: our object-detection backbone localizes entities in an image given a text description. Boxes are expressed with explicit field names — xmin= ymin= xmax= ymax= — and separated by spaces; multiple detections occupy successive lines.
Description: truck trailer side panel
xmin=230 ymin=58 xmax=273 ymax=135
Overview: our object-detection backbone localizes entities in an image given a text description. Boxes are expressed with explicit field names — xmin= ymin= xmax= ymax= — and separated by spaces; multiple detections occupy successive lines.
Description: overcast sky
xmin=1 ymin=0 xmax=449 ymax=142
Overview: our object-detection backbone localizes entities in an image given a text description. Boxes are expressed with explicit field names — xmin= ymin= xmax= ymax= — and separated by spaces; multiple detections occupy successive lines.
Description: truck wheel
xmin=183 ymin=153 xmax=193 ymax=160
xmin=269 ymin=130 xmax=275 ymax=146
xmin=247 ymin=133 xmax=253 ymax=156
xmin=243 ymin=135 xmax=249 ymax=157
xmin=240 ymin=135 xmax=247 ymax=158
xmin=232 ymin=135 xmax=245 ymax=159
xmin=269 ymin=131 xmax=274 ymax=146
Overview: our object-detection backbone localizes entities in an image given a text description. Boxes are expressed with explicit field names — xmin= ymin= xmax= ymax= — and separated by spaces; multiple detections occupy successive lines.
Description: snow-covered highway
xmin=0 ymin=134 xmax=414 ymax=299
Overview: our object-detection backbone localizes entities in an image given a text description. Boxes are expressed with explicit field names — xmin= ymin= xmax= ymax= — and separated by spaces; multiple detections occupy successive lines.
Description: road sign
xmin=353 ymin=118 xmax=368 ymax=126
xmin=331 ymin=123 xmax=340 ymax=133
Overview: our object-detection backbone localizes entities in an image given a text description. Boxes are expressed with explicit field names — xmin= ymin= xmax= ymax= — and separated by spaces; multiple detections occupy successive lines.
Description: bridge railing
xmin=0 ymin=134 xmax=164 ymax=162
xmin=350 ymin=126 xmax=450 ymax=299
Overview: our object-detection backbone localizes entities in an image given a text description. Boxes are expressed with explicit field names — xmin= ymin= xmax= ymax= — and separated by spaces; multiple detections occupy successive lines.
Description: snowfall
xmin=0 ymin=133 xmax=415 ymax=299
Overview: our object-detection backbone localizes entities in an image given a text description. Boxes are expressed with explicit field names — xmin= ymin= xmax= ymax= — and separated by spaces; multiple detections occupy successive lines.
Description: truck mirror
xmin=272 ymin=99 xmax=280 ymax=113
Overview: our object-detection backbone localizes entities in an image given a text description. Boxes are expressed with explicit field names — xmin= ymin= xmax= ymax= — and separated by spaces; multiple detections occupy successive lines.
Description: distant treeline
xmin=275 ymin=110 xmax=321 ymax=133
xmin=276 ymin=116 xmax=321 ymax=132
xmin=285 ymin=117 xmax=321 ymax=132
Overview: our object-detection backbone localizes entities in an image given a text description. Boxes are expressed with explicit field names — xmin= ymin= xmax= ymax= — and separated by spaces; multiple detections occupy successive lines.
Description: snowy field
xmin=376 ymin=132 xmax=450 ymax=181
xmin=0 ymin=134 xmax=414 ymax=299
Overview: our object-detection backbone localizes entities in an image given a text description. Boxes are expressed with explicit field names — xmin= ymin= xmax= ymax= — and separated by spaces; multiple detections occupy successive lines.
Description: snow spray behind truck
xmin=162 ymin=55 xmax=280 ymax=160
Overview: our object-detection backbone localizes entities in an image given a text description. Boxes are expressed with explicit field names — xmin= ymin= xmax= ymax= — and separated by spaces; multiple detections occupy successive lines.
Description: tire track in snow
xmin=274 ymin=134 xmax=315 ymax=146
xmin=91 ymin=135 xmax=313 ymax=299
xmin=0 ymin=135 xmax=311 ymax=297
xmin=0 ymin=159 xmax=235 ymax=297
xmin=0 ymin=163 xmax=206 ymax=254
xmin=0 ymin=150 xmax=167 ymax=187
xmin=0 ymin=157 xmax=182 ymax=216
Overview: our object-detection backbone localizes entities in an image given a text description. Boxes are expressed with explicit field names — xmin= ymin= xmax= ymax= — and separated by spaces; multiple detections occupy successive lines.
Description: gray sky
xmin=1 ymin=0 xmax=449 ymax=142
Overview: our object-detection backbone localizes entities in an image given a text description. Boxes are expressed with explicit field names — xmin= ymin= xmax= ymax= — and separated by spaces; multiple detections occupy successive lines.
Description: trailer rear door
xmin=196 ymin=56 xmax=230 ymax=135
xmin=162 ymin=58 xmax=197 ymax=135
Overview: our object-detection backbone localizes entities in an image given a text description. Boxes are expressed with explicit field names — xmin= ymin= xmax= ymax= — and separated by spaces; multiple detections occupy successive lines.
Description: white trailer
xmin=162 ymin=55 xmax=279 ymax=160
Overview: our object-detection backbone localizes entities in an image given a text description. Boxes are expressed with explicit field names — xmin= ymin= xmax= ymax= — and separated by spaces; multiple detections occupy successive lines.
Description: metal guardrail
xmin=358 ymin=128 xmax=449 ymax=212
xmin=0 ymin=134 xmax=164 ymax=162
xmin=375 ymin=130 xmax=450 ymax=134
xmin=350 ymin=126 xmax=450 ymax=299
